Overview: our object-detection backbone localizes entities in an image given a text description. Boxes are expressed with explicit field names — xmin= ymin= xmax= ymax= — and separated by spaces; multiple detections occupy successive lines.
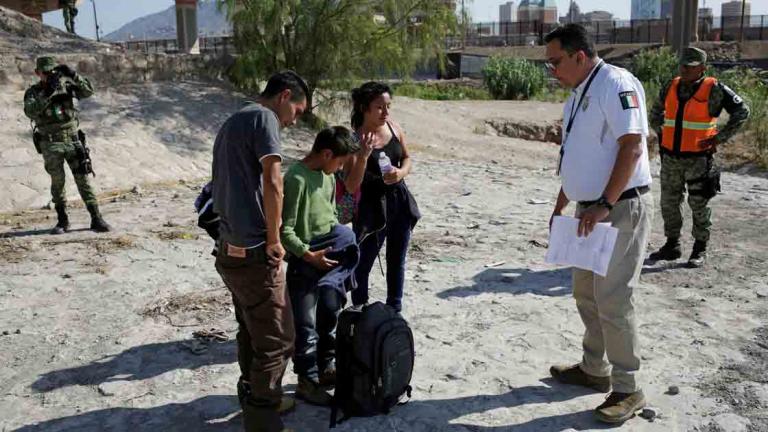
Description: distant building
xmin=660 ymin=0 xmax=672 ymax=19
xmin=517 ymin=0 xmax=557 ymax=24
xmin=500 ymin=1 xmax=517 ymax=23
xmin=631 ymin=0 xmax=660 ymax=20
xmin=558 ymin=2 xmax=612 ymax=25
xmin=583 ymin=10 xmax=613 ymax=22
xmin=699 ymin=7 xmax=714 ymax=38
xmin=721 ymin=0 xmax=751 ymax=28
xmin=564 ymin=1 xmax=581 ymax=23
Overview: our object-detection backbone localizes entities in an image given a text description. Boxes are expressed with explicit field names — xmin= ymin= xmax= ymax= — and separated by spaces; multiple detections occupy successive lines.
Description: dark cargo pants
xmin=215 ymin=244 xmax=295 ymax=432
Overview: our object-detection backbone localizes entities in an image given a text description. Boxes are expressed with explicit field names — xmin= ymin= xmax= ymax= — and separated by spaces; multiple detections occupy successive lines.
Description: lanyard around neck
xmin=566 ymin=60 xmax=604 ymax=135
xmin=558 ymin=60 xmax=604 ymax=175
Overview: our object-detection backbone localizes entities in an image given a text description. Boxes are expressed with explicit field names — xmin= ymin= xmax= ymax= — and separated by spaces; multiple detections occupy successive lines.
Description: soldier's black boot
xmin=51 ymin=204 xmax=70 ymax=235
xmin=87 ymin=204 xmax=112 ymax=232
xmin=648 ymin=237 xmax=682 ymax=261
xmin=687 ymin=240 xmax=708 ymax=268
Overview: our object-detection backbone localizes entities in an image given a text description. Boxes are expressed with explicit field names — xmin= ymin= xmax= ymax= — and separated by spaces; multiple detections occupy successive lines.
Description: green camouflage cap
xmin=35 ymin=56 xmax=56 ymax=73
xmin=680 ymin=47 xmax=707 ymax=66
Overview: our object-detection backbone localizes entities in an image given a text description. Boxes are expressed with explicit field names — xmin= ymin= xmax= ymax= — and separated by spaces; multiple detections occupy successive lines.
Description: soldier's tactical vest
xmin=36 ymin=77 xmax=79 ymax=134
xmin=661 ymin=76 xmax=718 ymax=155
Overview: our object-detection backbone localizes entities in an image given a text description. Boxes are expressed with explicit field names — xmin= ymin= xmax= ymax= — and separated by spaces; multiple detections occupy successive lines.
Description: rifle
xmin=75 ymin=130 xmax=95 ymax=177
xmin=30 ymin=122 xmax=42 ymax=154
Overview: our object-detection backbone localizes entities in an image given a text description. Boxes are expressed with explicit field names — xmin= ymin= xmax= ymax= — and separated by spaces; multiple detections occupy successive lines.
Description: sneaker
xmin=296 ymin=376 xmax=332 ymax=406
xmin=550 ymin=364 xmax=611 ymax=393
xmin=687 ymin=240 xmax=707 ymax=268
xmin=648 ymin=237 xmax=681 ymax=261
xmin=319 ymin=367 xmax=336 ymax=389
xmin=595 ymin=390 xmax=646 ymax=424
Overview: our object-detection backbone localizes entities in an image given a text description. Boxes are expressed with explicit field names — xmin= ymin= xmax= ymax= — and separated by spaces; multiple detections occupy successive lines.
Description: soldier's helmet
xmin=35 ymin=56 xmax=57 ymax=73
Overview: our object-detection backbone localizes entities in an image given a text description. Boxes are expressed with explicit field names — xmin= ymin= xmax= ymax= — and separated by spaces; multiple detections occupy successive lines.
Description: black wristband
xmin=596 ymin=196 xmax=613 ymax=211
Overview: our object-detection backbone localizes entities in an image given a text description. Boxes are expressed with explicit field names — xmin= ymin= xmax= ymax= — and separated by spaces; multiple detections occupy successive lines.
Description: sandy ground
xmin=1 ymin=84 xmax=767 ymax=432
xmin=0 ymin=81 xmax=246 ymax=212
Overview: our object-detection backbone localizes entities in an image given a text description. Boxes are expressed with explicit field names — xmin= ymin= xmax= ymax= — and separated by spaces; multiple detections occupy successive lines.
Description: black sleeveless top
xmin=362 ymin=122 xmax=405 ymax=189
xmin=355 ymin=123 xmax=420 ymax=239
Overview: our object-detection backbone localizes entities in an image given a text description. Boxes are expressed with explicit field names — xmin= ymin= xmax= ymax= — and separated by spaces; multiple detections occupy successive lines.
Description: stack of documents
xmin=545 ymin=216 xmax=619 ymax=277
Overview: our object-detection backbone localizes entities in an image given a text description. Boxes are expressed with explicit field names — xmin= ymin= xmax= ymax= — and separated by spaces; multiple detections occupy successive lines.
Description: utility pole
xmin=91 ymin=0 xmax=100 ymax=41
xmin=739 ymin=0 xmax=746 ymax=42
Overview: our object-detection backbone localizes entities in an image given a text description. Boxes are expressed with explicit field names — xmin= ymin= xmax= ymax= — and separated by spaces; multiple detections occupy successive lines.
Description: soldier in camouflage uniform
xmin=23 ymin=57 xmax=111 ymax=234
xmin=648 ymin=47 xmax=749 ymax=267
xmin=60 ymin=0 xmax=78 ymax=34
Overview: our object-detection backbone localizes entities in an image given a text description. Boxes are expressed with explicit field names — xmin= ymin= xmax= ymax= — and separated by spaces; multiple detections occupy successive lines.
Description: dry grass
xmin=154 ymin=230 xmax=199 ymax=241
xmin=142 ymin=289 xmax=231 ymax=327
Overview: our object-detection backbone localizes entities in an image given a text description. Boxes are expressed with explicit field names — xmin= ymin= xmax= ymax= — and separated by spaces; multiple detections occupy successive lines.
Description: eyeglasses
xmin=545 ymin=55 xmax=567 ymax=72
xmin=545 ymin=52 xmax=580 ymax=72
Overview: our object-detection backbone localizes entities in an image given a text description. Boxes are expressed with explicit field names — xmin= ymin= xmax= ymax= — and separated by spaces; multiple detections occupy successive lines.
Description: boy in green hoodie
xmin=281 ymin=126 xmax=359 ymax=406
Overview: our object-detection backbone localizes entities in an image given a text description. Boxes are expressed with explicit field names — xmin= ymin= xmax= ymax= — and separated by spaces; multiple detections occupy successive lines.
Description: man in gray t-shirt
xmin=212 ymin=71 xmax=307 ymax=432
xmin=213 ymin=103 xmax=282 ymax=248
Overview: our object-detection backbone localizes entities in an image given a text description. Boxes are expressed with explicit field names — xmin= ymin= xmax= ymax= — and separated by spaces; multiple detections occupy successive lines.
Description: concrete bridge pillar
xmin=176 ymin=0 xmax=199 ymax=54
xmin=672 ymin=0 xmax=699 ymax=55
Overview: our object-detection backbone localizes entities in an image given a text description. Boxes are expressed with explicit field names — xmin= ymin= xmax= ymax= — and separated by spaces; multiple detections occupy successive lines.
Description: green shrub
xmin=713 ymin=68 xmax=768 ymax=166
xmin=392 ymin=82 xmax=490 ymax=100
xmin=631 ymin=47 xmax=678 ymax=90
xmin=482 ymin=56 xmax=547 ymax=100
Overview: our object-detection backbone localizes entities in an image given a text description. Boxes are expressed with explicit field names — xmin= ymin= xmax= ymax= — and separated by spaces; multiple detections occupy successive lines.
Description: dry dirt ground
xmin=1 ymin=84 xmax=767 ymax=432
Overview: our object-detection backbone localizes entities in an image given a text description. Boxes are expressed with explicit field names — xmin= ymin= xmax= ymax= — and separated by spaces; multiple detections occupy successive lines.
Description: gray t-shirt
xmin=212 ymin=102 xmax=281 ymax=248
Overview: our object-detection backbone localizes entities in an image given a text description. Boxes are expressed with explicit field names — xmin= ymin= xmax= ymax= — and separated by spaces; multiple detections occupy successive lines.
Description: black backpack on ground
xmin=330 ymin=302 xmax=415 ymax=428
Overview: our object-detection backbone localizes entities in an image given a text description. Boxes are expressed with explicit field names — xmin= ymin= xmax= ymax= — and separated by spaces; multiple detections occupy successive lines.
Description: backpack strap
xmin=398 ymin=385 xmax=413 ymax=406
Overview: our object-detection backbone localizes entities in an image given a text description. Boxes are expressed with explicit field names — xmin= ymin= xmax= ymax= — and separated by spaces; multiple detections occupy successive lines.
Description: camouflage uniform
xmin=60 ymin=0 xmax=77 ymax=34
xmin=24 ymin=57 xmax=110 ymax=233
xmin=648 ymin=48 xmax=749 ymax=265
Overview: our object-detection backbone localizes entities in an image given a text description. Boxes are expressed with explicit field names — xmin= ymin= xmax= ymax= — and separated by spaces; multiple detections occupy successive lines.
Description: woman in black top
xmin=341 ymin=82 xmax=420 ymax=312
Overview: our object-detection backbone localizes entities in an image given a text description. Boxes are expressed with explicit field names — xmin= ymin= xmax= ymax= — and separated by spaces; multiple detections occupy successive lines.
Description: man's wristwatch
xmin=595 ymin=195 xmax=613 ymax=211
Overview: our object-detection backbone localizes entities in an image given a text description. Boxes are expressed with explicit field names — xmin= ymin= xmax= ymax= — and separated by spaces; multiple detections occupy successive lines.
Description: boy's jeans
xmin=287 ymin=262 xmax=344 ymax=382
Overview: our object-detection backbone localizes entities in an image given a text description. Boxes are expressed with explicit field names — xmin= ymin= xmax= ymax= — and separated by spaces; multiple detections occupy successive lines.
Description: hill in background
xmin=103 ymin=0 xmax=231 ymax=42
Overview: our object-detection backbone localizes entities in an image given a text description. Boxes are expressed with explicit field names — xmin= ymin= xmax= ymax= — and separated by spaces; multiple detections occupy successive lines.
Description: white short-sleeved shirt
xmin=559 ymin=59 xmax=652 ymax=202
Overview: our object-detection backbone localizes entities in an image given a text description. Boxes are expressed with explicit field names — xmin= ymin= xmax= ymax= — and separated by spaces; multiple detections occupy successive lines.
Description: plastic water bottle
xmin=378 ymin=152 xmax=393 ymax=174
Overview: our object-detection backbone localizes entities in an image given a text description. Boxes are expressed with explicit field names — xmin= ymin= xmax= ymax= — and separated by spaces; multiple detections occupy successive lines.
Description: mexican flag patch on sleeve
xmin=619 ymin=91 xmax=639 ymax=110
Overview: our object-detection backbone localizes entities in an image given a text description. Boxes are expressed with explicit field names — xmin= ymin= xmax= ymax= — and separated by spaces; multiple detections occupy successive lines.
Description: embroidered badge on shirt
xmin=581 ymin=95 xmax=590 ymax=111
xmin=619 ymin=91 xmax=639 ymax=110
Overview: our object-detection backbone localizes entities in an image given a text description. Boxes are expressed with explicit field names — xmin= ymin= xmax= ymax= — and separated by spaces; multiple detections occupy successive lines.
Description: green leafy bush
xmin=392 ymin=82 xmax=490 ymax=100
xmin=714 ymin=68 xmax=768 ymax=166
xmin=631 ymin=46 xmax=678 ymax=90
xmin=482 ymin=56 xmax=547 ymax=100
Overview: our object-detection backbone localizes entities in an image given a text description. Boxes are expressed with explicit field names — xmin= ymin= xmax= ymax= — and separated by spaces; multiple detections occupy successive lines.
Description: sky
xmin=42 ymin=0 xmax=768 ymax=40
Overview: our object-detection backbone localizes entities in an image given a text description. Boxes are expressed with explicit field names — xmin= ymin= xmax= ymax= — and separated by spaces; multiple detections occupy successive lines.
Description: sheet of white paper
xmin=545 ymin=215 xmax=619 ymax=277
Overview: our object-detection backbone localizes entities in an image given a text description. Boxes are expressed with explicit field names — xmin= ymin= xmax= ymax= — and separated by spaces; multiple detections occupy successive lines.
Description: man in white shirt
xmin=545 ymin=24 xmax=654 ymax=424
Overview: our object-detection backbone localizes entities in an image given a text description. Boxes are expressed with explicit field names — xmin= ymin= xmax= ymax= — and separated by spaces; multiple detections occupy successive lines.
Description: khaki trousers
xmin=573 ymin=192 xmax=653 ymax=393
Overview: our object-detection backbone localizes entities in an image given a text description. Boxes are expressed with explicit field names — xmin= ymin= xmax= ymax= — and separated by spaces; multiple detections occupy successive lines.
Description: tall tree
xmin=220 ymin=0 xmax=457 ymax=111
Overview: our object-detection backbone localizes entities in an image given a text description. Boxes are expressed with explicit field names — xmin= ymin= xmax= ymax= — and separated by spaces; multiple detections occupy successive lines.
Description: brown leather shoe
xmin=550 ymin=364 xmax=611 ymax=393
xmin=277 ymin=396 xmax=296 ymax=415
xmin=595 ymin=390 xmax=646 ymax=424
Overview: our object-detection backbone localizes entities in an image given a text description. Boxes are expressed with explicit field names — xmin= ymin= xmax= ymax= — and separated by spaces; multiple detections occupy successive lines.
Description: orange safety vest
xmin=661 ymin=76 xmax=718 ymax=154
